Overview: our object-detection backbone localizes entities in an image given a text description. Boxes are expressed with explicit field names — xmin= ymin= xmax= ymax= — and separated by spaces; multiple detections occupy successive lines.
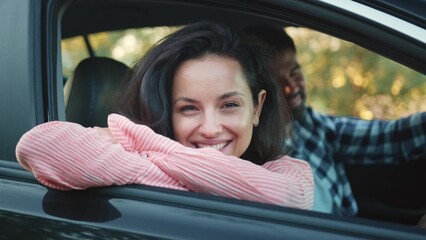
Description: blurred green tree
xmin=287 ymin=27 xmax=426 ymax=120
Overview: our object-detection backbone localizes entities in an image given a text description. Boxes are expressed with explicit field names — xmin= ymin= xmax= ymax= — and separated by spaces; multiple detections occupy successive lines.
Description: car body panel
xmin=0 ymin=0 xmax=44 ymax=161
xmin=1 ymin=162 xmax=425 ymax=239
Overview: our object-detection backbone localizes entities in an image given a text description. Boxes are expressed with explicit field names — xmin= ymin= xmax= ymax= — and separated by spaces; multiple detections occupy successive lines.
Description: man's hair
xmin=244 ymin=24 xmax=296 ymax=52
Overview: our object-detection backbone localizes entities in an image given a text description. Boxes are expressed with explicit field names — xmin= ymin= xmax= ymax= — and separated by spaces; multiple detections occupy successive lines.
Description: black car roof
xmin=354 ymin=0 xmax=426 ymax=28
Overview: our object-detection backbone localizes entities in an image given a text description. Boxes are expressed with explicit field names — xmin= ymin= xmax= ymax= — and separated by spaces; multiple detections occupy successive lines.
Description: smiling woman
xmin=16 ymin=21 xmax=314 ymax=210
xmin=171 ymin=55 xmax=266 ymax=158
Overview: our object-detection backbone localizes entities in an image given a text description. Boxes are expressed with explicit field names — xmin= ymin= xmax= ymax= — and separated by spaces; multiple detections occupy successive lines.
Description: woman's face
xmin=172 ymin=55 xmax=266 ymax=157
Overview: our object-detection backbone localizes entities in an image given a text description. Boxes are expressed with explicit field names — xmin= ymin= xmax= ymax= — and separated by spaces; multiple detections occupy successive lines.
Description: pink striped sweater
xmin=16 ymin=114 xmax=313 ymax=210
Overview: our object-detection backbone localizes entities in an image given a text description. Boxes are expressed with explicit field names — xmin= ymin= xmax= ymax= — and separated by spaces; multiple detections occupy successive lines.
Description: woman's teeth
xmin=196 ymin=142 xmax=227 ymax=150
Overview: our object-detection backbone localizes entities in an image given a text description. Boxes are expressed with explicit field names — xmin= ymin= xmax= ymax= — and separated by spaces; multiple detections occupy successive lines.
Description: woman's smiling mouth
xmin=194 ymin=142 xmax=230 ymax=151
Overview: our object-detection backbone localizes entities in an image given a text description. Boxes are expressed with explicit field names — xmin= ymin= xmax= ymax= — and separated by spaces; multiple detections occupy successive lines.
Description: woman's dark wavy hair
xmin=117 ymin=21 xmax=292 ymax=165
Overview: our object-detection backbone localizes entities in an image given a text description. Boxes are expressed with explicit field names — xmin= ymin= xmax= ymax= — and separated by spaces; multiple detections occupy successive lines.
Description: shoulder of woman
xmin=262 ymin=155 xmax=310 ymax=170
xmin=276 ymin=155 xmax=306 ymax=162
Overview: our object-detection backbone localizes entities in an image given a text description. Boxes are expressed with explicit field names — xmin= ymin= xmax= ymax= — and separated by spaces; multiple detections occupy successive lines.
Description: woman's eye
xmin=179 ymin=105 xmax=197 ymax=112
xmin=222 ymin=102 xmax=239 ymax=109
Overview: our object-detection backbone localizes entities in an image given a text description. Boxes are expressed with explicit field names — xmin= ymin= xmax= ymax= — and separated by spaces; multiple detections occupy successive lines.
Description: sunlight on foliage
xmin=286 ymin=27 xmax=426 ymax=119
xmin=62 ymin=26 xmax=181 ymax=77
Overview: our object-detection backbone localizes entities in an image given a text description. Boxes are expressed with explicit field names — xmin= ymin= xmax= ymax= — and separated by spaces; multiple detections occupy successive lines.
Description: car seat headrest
xmin=65 ymin=57 xmax=130 ymax=127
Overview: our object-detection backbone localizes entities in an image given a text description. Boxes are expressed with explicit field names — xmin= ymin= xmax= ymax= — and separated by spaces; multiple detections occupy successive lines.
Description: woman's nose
xmin=198 ymin=113 xmax=222 ymax=138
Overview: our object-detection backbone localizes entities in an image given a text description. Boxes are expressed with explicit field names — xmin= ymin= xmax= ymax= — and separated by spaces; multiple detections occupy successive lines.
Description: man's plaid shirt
xmin=288 ymin=107 xmax=426 ymax=216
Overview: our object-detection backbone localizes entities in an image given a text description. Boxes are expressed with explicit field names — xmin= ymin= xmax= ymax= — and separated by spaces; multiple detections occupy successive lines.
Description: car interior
xmin=59 ymin=0 xmax=426 ymax=227
xmin=64 ymin=57 xmax=130 ymax=127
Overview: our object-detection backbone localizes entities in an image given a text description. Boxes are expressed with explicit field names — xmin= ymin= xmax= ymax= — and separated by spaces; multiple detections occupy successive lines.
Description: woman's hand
xmin=107 ymin=114 xmax=181 ymax=154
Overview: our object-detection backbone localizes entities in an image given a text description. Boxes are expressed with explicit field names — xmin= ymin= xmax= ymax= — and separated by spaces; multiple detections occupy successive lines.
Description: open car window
xmin=61 ymin=21 xmax=426 ymax=223
xmin=59 ymin=0 xmax=426 ymax=225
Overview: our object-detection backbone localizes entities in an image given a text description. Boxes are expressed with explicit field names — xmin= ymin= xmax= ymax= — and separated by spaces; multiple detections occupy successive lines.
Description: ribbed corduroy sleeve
xmin=108 ymin=114 xmax=314 ymax=209
xmin=16 ymin=120 xmax=185 ymax=191
xmin=16 ymin=114 xmax=313 ymax=209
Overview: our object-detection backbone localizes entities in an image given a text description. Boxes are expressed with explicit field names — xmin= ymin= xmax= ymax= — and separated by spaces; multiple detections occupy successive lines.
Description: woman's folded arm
xmin=16 ymin=121 xmax=185 ymax=191
xmin=109 ymin=114 xmax=314 ymax=209
xmin=16 ymin=114 xmax=313 ymax=210
xmin=152 ymin=148 xmax=313 ymax=209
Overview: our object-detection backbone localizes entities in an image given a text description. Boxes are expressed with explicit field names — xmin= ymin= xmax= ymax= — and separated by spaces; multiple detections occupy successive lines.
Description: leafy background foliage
xmin=287 ymin=27 xmax=426 ymax=120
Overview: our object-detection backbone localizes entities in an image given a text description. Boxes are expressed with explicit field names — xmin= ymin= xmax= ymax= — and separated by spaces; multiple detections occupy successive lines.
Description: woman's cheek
xmin=223 ymin=113 xmax=252 ymax=135
xmin=173 ymin=116 xmax=197 ymax=145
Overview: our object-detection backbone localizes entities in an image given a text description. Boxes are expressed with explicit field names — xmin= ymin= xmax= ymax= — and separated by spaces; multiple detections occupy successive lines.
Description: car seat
xmin=64 ymin=57 xmax=130 ymax=127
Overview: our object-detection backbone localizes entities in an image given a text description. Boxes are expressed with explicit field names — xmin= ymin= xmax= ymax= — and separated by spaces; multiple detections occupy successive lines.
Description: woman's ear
xmin=253 ymin=89 xmax=267 ymax=126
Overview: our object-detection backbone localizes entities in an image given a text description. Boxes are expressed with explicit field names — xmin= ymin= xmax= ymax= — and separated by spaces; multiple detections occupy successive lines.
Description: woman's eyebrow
xmin=173 ymin=97 xmax=196 ymax=105
xmin=219 ymin=91 xmax=245 ymax=100
xmin=173 ymin=91 xmax=245 ymax=105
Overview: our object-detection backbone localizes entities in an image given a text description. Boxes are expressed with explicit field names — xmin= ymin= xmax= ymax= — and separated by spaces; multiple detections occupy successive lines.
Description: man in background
xmin=245 ymin=25 xmax=426 ymax=216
